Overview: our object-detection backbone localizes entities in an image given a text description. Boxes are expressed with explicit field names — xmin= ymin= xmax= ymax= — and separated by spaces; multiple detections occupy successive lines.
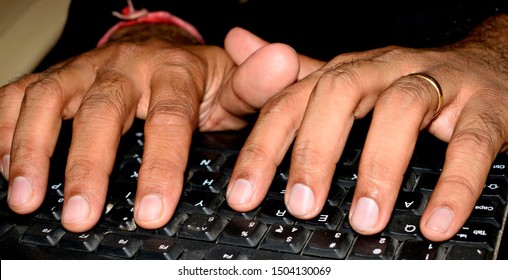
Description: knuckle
xmin=24 ymin=75 xmax=65 ymax=107
xmin=160 ymin=47 xmax=195 ymax=62
xmin=380 ymin=79 xmax=429 ymax=112
xmin=438 ymin=174 xmax=483 ymax=202
xmin=317 ymin=66 xmax=362 ymax=99
xmin=260 ymin=91 xmax=302 ymax=125
xmin=238 ymin=143 xmax=278 ymax=171
xmin=75 ymin=76 xmax=131 ymax=125
xmin=0 ymin=77 xmax=30 ymax=99
xmin=156 ymin=47 xmax=204 ymax=75
xmin=146 ymin=96 xmax=198 ymax=129
xmin=138 ymin=154 xmax=185 ymax=186
xmin=9 ymin=141 xmax=40 ymax=164
xmin=107 ymin=41 xmax=141 ymax=60
xmin=359 ymin=156 xmax=403 ymax=187
xmin=291 ymin=141 xmax=336 ymax=171
xmin=65 ymin=158 xmax=100 ymax=185
xmin=451 ymin=126 xmax=499 ymax=162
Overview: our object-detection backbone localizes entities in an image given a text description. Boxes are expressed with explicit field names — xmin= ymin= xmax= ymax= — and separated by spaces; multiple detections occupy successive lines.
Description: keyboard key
xmin=101 ymin=202 xmax=136 ymax=231
xmin=47 ymin=181 xmax=65 ymax=197
xmin=0 ymin=220 xmax=13 ymax=238
xmin=137 ymin=239 xmax=183 ymax=260
xmin=58 ymin=231 xmax=104 ymax=252
xmin=396 ymin=240 xmax=441 ymax=260
xmin=386 ymin=214 xmax=422 ymax=240
xmin=178 ymin=214 xmax=228 ymax=241
xmin=115 ymin=161 xmax=140 ymax=183
xmin=203 ymin=248 xmax=248 ymax=260
xmin=470 ymin=197 xmax=504 ymax=227
xmin=482 ymin=176 xmax=508 ymax=204
xmin=490 ymin=155 xmax=508 ymax=176
xmin=187 ymin=170 xmax=229 ymax=194
xmin=221 ymin=153 xmax=238 ymax=174
xmin=333 ymin=166 xmax=358 ymax=188
xmin=297 ymin=206 xmax=344 ymax=230
xmin=260 ymin=224 xmax=311 ymax=254
xmin=179 ymin=190 xmax=224 ymax=215
xmin=109 ymin=181 xmax=137 ymax=205
xmin=415 ymin=173 xmax=439 ymax=191
xmin=348 ymin=236 xmax=398 ymax=260
xmin=451 ymin=222 xmax=498 ymax=248
xmin=326 ymin=185 xmax=346 ymax=207
xmin=394 ymin=191 xmax=424 ymax=213
xmin=156 ymin=213 xmax=188 ymax=237
xmin=21 ymin=223 xmax=66 ymax=247
xmin=257 ymin=199 xmax=295 ymax=225
xmin=217 ymin=201 xmax=258 ymax=219
xmin=341 ymin=187 xmax=355 ymax=211
xmin=188 ymin=150 xmax=224 ymax=171
xmin=97 ymin=234 xmax=143 ymax=259
xmin=218 ymin=218 xmax=268 ymax=247
xmin=303 ymin=229 xmax=354 ymax=259
xmin=445 ymin=246 xmax=492 ymax=260
xmin=35 ymin=194 xmax=64 ymax=221
xmin=267 ymin=179 xmax=287 ymax=199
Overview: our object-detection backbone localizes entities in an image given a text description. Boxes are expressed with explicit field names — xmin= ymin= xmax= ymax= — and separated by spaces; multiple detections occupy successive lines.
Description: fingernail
xmin=349 ymin=197 xmax=379 ymax=232
xmin=62 ymin=195 xmax=90 ymax=224
xmin=425 ymin=207 xmax=453 ymax=233
xmin=1 ymin=155 xmax=10 ymax=180
xmin=7 ymin=176 xmax=33 ymax=206
xmin=227 ymin=179 xmax=253 ymax=205
xmin=136 ymin=194 xmax=163 ymax=222
xmin=287 ymin=183 xmax=315 ymax=217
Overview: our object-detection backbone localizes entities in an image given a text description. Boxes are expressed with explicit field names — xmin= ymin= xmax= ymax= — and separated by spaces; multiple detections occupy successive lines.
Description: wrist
xmin=97 ymin=5 xmax=204 ymax=47
xmin=452 ymin=14 xmax=508 ymax=72
xmin=459 ymin=14 xmax=508 ymax=59
xmin=105 ymin=23 xmax=203 ymax=46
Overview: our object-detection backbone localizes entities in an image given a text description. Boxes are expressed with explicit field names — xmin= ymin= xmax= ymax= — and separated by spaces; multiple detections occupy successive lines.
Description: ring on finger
xmin=409 ymin=73 xmax=443 ymax=118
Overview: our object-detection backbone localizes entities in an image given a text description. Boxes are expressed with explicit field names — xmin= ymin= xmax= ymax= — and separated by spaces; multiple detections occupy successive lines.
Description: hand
xmin=226 ymin=14 xmax=508 ymax=241
xmin=0 ymin=26 xmax=302 ymax=232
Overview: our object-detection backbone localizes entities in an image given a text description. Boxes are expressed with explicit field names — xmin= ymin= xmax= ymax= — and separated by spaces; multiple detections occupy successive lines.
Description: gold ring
xmin=411 ymin=73 xmax=443 ymax=118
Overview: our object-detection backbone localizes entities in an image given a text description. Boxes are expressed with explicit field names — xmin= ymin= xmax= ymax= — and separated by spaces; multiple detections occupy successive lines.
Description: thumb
xmin=225 ymin=27 xmax=325 ymax=80
xmin=207 ymin=27 xmax=324 ymax=131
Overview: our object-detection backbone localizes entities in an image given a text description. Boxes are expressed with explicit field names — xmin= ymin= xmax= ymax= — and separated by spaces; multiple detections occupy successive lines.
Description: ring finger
xmin=349 ymin=72 xmax=447 ymax=234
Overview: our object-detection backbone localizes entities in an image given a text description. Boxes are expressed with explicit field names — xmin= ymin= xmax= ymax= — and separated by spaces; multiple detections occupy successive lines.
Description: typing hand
xmin=0 ymin=26 xmax=302 ymax=232
xmin=227 ymin=14 xmax=508 ymax=241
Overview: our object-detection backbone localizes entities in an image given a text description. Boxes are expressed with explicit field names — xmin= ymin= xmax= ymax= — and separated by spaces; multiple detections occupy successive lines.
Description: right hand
xmin=0 ymin=26 xmax=307 ymax=232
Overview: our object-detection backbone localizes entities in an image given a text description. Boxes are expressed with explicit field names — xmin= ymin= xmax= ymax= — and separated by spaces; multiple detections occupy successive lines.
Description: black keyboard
xmin=1 ymin=118 xmax=507 ymax=260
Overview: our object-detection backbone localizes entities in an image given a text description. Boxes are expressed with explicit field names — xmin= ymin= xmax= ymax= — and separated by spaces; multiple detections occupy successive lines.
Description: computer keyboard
xmin=0 ymin=118 xmax=507 ymax=260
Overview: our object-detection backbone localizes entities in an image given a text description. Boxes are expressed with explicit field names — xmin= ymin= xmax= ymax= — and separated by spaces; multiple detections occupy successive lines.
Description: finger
xmin=285 ymin=60 xmax=409 ymax=219
xmin=0 ymin=74 xmax=40 ymax=180
xmin=61 ymin=70 xmax=139 ymax=232
xmin=7 ymin=63 xmax=96 ymax=215
xmin=420 ymin=94 xmax=507 ymax=241
xmin=349 ymin=73 xmax=445 ymax=234
xmin=214 ymin=42 xmax=300 ymax=124
xmin=200 ymin=41 xmax=306 ymax=131
xmin=226 ymin=72 xmax=323 ymax=212
xmin=134 ymin=57 xmax=202 ymax=229
xmin=225 ymin=27 xmax=324 ymax=80
xmin=226 ymin=49 xmax=395 ymax=212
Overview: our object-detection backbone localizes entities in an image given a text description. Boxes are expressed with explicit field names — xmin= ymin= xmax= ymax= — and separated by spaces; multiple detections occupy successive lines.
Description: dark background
xmin=33 ymin=0 xmax=508 ymax=259
xmin=37 ymin=0 xmax=507 ymax=70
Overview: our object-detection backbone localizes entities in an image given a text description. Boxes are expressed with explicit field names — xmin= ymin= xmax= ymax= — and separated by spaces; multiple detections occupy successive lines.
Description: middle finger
xmin=61 ymin=70 xmax=140 ymax=232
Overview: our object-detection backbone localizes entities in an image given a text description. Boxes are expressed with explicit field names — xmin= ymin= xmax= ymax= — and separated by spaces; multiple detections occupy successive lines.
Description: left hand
xmin=226 ymin=14 xmax=508 ymax=242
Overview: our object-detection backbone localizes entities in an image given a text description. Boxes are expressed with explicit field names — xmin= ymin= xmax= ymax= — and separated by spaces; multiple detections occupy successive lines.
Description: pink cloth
xmin=97 ymin=2 xmax=204 ymax=47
